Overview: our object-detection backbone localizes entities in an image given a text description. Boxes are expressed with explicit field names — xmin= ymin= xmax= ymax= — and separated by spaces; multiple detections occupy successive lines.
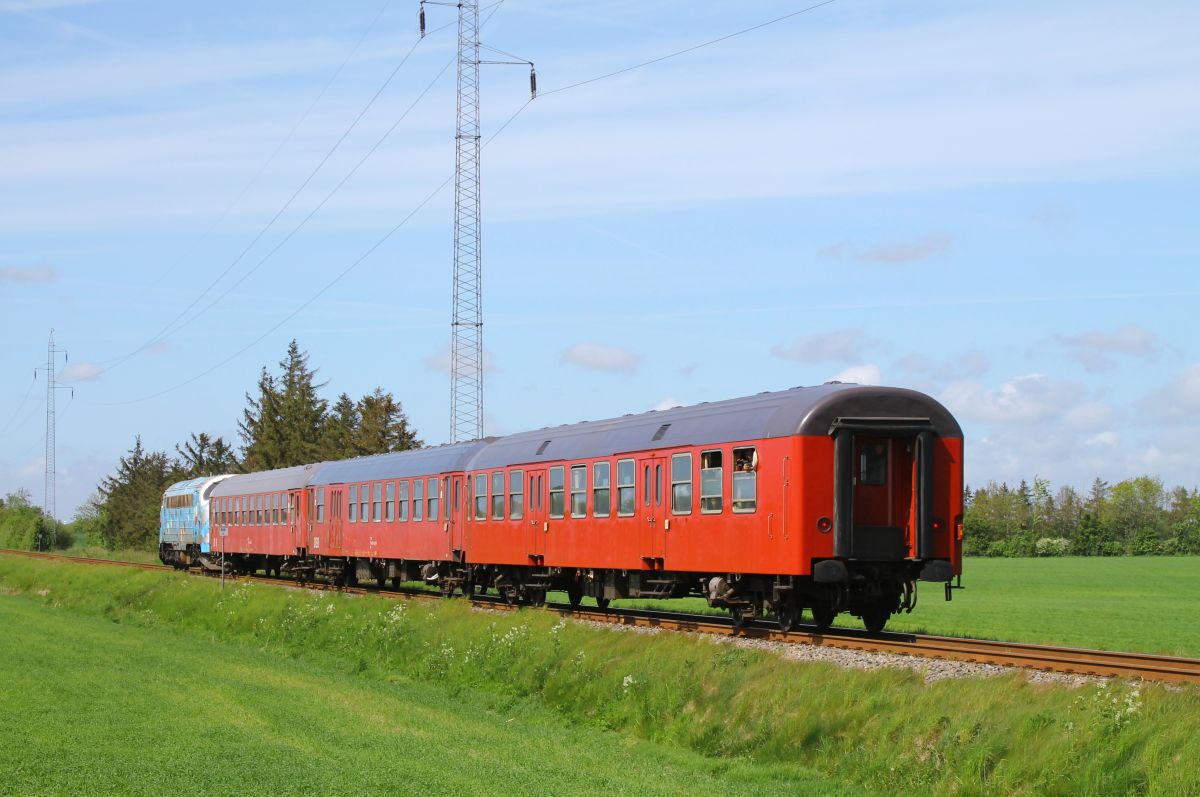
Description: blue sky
xmin=1 ymin=0 xmax=1197 ymax=518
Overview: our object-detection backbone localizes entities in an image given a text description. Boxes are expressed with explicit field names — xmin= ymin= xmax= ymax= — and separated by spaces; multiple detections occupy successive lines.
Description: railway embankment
xmin=3 ymin=555 xmax=1198 ymax=796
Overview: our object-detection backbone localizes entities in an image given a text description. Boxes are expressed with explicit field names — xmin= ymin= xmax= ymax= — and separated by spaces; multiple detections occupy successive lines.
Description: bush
xmin=1034 ymin=537 xmax=1070 ymax=556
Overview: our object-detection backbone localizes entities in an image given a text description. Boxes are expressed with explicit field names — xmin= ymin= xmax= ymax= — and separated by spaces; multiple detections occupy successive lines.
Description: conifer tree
xmin=98 ymin=436 xmax=173 ymax=550
xmin=354 ymin=387 xmax=420 ymax=455
xmin=175 ymin=432 xmax=239 ymax=478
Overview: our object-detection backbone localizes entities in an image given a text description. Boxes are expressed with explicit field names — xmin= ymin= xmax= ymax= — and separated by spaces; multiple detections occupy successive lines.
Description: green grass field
xmin=0 ymin=595 xmax=862 ymax=797
xmin=610 ymin=556 xmax=1200 ymax=657
xmin=3 ymin=555 xmax=1199 ymax=796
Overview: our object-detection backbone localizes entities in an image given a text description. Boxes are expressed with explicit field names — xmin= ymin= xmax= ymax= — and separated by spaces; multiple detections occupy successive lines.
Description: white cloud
xmin=941 ymin=373 xmax=1087 ymax=425
xmin=422 ymin=346 xmax=497 ymax=375
xmin=0 ymin=0 xmax=103 ymax=10
xmin=1056 ymin=324 xmax=1159 ymax=372
xmin=828 ymin=364 xmax=881 ymax=386
xmin=59 ymin=361 xmax=102 ymax=382
xmin=894 ymin=350 xmax=989 ymax=384
xmin=858 ymin=234 xmax=951 ymax=265
xmin=562 ymin=342 xmax=641 ymax=374
xmin=0 ymin=264 xmax=55 ymax=283
xmin=1139 ymin=364 xmax=1200 ymax=423
xmin=771 ymin=329 xmax=872 ymax=365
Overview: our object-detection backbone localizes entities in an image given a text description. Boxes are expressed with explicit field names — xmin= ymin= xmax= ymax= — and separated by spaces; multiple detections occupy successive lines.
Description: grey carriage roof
xmin=209 ymin=464 xmax=322 ymax=497
xmin=214 ymin=384 xmax=960 ymax=488
xmin=309 ymin=441 xmax=490 ymax=486
xmin=464 ymin=383 xmax=961 ymax=470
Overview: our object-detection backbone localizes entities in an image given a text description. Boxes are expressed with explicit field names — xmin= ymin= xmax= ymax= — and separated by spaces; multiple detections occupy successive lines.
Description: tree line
xmin=79 ymin=341 xmax=420 ymax=551
xmin=964 ymin=477 xmax=1200 ymax=556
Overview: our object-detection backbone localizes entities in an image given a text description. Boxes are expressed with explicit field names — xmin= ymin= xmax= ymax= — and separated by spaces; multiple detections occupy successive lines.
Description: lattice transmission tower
xmin=420 ymin=0 xmax=534 ymax=442
xmin=37 ymin=329 xmax=71 ymax=550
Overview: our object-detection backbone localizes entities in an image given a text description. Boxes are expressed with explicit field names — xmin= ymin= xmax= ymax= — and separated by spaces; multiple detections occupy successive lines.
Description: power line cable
xmin=0 ymin=374 xmax=37 ymax=439
xmin=102 ymin=0 xmax=836 ymax=404
xmin=103 ymin=98 xmax=535 ymax=406
xmin=147 ymin=0 xmax=396 ymax=294
xmin=91 ymin=17 xmax=453 ymax=380
xmin=156 ymin=53 xmax=458 ymax=341
xmin=540 ymin=0 xmax=839 ymax=97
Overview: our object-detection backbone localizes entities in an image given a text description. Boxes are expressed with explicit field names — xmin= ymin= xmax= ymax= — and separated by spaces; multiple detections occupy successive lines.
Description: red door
xmin=526 ymin=468 xmax=546 ymax=563
xmin=445 ymin=475 xmax=466 ymax=557
xmin=288 ymin=490 xmax=302 ymax=553
xmin=329 ymin=487 xmax=344 ymax=552
xmin=853 ymin=437 xmax=892 ymax=525
xmin=636 ymin=454 xmax=666 ymax=567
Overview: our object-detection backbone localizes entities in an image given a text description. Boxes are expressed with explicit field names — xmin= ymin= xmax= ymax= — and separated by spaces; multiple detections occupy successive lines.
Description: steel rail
xmin=3 ymin=548 xmax=1198 ymax=684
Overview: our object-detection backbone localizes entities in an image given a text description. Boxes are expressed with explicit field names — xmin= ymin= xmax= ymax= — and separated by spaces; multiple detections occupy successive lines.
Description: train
xmin=159 ymin=382 xmax=963 ymax=632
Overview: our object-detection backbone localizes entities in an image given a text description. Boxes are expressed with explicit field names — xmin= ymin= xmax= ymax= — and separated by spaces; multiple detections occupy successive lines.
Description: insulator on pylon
xmin=529 ymin=68 xmax=537 ymax=98
xmin=419 ymin=6 xmax=427 ymax=36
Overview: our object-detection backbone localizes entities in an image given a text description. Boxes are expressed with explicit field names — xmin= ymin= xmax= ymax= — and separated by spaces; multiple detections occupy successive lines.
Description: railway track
xmin=5 ymin=548 xmax=1199 ymax=684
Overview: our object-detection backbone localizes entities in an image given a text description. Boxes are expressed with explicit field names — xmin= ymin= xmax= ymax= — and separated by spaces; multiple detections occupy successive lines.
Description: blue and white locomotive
xmin=158 ymin=475 xmax=232 ymax=568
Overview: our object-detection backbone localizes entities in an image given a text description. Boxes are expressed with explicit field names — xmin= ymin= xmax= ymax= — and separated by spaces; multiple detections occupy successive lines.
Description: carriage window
xmin=348 ymin=486 xmax=358 ymax=522
xmin=617 ymin=459 xmax=635 ymax=516
xmin=413 ymin=479 xmax=424 ymax=522
xmin=474 ymin=473 xmax=487 ymax=520
xmin=549 ymin=466 xmax=565 ymax=519
xmin=272 ymin=494 xmax=279 ymax=524
xmin=570 ymin=465 xmax=587 ymax=518
xmin=733 ymin=446 xmax=757 ymax=512
xmin=700 ymin=450 xmax=723 ymax=513
xmin=655 ymin=464 xmax=663 ymax=506
xmin=359 ymin=484 xmax=368 ymax=522
xmin=385 ymin=482 xmax=395 ymax=521
xmin=283 ymin=494 xmax=291 ymax=524
xmin=593 ymin=462 xmax=611 ymax=518
xmin=256 ymin=495 xmax=263 ymax=525
xmin=643 ymin=465 xmax=651 ymax=507
xmin=671 ymin=453 xmax=692 ymax=514
xmin=509 ymin=470 xmax=524 ymax=520
xmin=427 ymin=477 xmax=438 ymax=521
xmin=373 ymin=483 xmax=382 ymax=521
xmin=315 ymin=488 xmax=324 ymax=523
xmin=492 ymin=472 xmax=505 ymax=520
xmin=860 ymin=442 xmax=888 ymax=486
xmin=399 ymin=481 xmax=410 ymax=521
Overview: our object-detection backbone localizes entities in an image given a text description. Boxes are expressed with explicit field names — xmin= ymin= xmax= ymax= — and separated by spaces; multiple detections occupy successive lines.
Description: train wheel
xmin=730 ymin=606 xmax=748 ymax=631
xmin=861 ymin=604 xmax=889 ymax=634
xmin=594 ymin=596 xmax=611 ymax=610
xmin=461 ymin=581 xmax=476 ymax=599
xmin=566 ymin=586 xmax=583 ymax=610
xmin=776 ymin=602 xmax=800 ymax=633
xmin=811 ymin=602 xmax=836 ymax=631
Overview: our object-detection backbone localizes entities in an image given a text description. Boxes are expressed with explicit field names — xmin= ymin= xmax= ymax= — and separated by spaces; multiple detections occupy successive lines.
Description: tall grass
xmin=2 ymin=556 xmax=1196 ymax=796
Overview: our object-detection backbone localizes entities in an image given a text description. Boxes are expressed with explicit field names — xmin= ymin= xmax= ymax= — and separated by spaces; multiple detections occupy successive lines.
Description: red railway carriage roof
xmin=309 ymin=441 xmax=489 ymax=486
xmin=209 ymin=463 xmax=322 ymax=498
xmin=466 ymin=383 xmax=961 ymax=470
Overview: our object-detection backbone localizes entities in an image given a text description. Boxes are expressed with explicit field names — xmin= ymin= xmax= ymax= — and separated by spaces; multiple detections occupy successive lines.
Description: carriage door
xmin=834 ymin=428 xmax=923 ymax=561
xmin=636 ymin=454 xmax=666 ymax=567
xmin=329 ymin=487 xmax=344 ymax=552
xmin=445 ymin=475 xmax=466 ymax=558
xmin=288 ymin=490 xmax=302 ymax=552
xmin=525 ymin=468 xmax=547 ymax=562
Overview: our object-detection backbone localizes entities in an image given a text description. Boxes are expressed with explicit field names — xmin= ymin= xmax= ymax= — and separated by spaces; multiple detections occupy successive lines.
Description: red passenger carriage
xmin=184 ymin=383 xmax=962 ymax=632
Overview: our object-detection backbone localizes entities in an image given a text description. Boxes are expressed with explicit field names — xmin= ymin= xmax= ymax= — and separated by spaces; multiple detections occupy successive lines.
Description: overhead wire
xmin=91 ymin=14 xmax=455 ymax=380
xmin=102 ymin=0 xmax=835 ymax=404
xmin=539 ymin=0 xmax=839 ymax=97
xmin=147 ymin=0 xmax=396 ymax=294
xmin=0 ymin=374 xmax=37 ymax=439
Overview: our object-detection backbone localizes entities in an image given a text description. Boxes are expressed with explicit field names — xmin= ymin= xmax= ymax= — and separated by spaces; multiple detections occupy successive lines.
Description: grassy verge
xmin=2 ymin=556 xmax=1198 ymax=796
xmin=610 ymin=556 xmax=1200 ymax=657
xmin=0 ymin=596 xmax=858 ymax=797
xmin=58 ymin=545 xmax=161 ymax=565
